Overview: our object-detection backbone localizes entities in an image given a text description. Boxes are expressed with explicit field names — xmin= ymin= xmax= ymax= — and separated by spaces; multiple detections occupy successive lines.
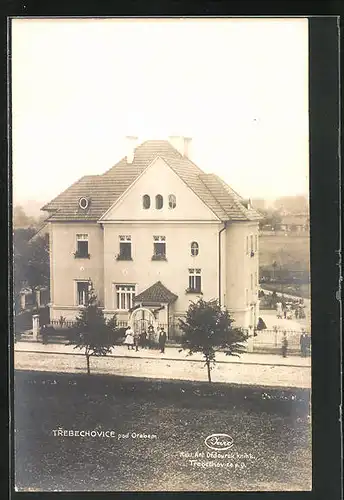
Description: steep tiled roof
xmin=42 ymin=139 xmax=262 ymax=222
xmin=199 ymin=173 xmax=262 ymax=221
xmin=134 ymin=281 xmax=178 ymax=304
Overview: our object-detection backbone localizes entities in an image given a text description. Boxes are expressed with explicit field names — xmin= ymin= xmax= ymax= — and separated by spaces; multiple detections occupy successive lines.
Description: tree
xmin=26 ymin=233 xmax=50 ymax=295
xmin=259 ymin=209 xmax=282 ymax=231
xmin=13 ymin=205 xmax=36 ymax=228
xmin=13 ymin=229 xmax=50 ymax=308
xmin=179 ymin=298 xmax=248 ymax=383
xmin=68 ymin=281 xmax=119 ymax=375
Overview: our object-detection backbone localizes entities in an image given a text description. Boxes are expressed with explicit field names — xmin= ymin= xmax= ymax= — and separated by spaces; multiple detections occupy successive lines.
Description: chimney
xmin=126 ymin=136 xmax=138 ymax=164
xmin=168 ymin=136 xmax=192 ymax=159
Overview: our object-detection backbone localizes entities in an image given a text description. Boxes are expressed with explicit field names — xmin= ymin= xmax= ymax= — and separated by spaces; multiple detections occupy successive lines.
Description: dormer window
xmin=142 ymin=194 xmax=150 ymax=209
xmin=168 ymin=194 xmax=176 ymax=209
xmin=79 ymin=197 xmax=89 ymax=210
xmin=155 ymin=194 xmax=163 ymax=210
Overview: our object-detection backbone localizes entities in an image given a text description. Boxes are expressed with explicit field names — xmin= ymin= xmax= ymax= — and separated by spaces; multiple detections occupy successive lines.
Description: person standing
xmin=133 ymin=330 xmax=140 ymax=352
xmin=140 ymin=330 xmax=148 ymax=349
xmin=147 ymin=324 xmax=155 ymax=349
xmin=123 ymin=326 xmax=134 ymax=350
xmin=300 ymin=331 xmax=307 ymax=357
xmin=158 ymin=327 xmax=167 ymax=354
xmin=281 ymin=331 xmax=288 ymax=358
xmin=305 ymin=333 xmax=311 ymax=356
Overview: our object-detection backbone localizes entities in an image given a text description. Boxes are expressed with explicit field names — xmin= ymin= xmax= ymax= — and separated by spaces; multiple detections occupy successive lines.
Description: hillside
xmin=259 ymin=233 xmax=310 ymax=272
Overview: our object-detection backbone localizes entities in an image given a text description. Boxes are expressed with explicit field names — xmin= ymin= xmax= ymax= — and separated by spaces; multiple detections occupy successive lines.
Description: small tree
xmin=68 ymin=280 xmax=118 ymax=375
xmin=179 ymin=298 xmax=249 ymax=383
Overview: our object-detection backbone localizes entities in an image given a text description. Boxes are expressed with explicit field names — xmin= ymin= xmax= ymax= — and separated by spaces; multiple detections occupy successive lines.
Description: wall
xmin=49 ymin=222 xmax=104 ymax=320
xmin=224 ymin=221 xmax=259 ymax=328
xmin=101 ymin=157 xmax=219 ymax=222
xmin=102 ymin=222 xmax=221 ymax=319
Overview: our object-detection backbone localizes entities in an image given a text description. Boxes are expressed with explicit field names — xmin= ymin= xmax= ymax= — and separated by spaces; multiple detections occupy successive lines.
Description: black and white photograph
xmin=12 ymin=17 xmax=313 ymax=492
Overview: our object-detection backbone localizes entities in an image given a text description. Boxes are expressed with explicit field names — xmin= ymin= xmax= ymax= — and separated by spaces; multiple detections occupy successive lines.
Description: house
xmin=42 ymin=136 xmax=262 ymax=337
xmin=279 ymin=214 xmax=309 ymax=233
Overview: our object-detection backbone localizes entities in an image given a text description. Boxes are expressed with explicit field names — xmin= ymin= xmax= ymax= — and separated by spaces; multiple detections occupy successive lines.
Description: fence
xmin=37 ymin=319 xmax=311 ymax=354
xmin=48 ymin=319 xmax=183 ymax=341
xmin=252 ymin=328 xmax=310 ymax=353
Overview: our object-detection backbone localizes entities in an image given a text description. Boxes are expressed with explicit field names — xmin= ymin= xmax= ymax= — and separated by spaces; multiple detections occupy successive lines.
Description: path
xmin=15 ymin=342 xmax=311 ymax=367
xmin=14 ymin=346 xmax=311 ymax=389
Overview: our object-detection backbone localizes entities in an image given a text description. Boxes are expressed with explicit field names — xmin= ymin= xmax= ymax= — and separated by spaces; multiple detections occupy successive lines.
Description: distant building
xmin=279 ymin=214 xmax=309 ymax=233
xmin=273 ymin=195 xmax=309 ymax=215
xmin=42 ymin=136 xmax=262 ymax=334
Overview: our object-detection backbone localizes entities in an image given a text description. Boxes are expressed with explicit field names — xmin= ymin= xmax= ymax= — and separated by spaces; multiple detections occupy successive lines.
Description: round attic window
xmin=79 ymin=197 xmax=89 ymax=210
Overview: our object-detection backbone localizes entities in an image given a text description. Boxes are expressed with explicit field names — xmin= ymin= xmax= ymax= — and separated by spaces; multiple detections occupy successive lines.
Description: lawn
xmin=14 ymin=370 xmax=312 ymax=492
xmin=259 ymin=234 xmax=310 ymax=271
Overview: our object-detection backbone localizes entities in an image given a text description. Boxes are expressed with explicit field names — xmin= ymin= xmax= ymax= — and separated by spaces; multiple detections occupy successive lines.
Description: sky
xmin=11 ymin=18 xmax=309 ymax=207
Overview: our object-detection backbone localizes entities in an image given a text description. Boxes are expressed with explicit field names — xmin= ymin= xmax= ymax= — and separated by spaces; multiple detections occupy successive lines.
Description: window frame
xmin=250 ymin=234 xmax=254 ymax=254
xmin=76 ymin=280 xmax=90 ymax=306
xmin=187 ymin=268 xmax=202 ymax=293
xmin=75 ymin=234 xmax=90 ymax=259
xmin=114 ymin=284 xmax=136 ymax=311
xmin=191 ymin=241 xmax=199 ymax=256
xmin=142 ymin=194 xmax=151 ymax=209
xmin=152 ymin=235 xmax=167 ymax=260
xmin=79 ymin=197 xmax=89 ymax=210
xmin=155 ymin=194 xmax=163 ymax=210
xmin=117 ymin=235 xmax=132 ymax=261
xmin=168 ymin=194 xmax=176 ymax=209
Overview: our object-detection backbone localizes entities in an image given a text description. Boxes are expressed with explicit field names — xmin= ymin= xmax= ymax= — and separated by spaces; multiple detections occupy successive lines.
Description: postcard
xmin=11 ymin=17 xmax=315 ymax=492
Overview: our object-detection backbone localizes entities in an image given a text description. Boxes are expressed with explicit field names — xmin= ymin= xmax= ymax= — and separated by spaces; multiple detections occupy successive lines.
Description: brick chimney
xmin=168 ymin=136 xmax=192 ymax=158
xmin=126 ymin=136 xmax=139 ymax=164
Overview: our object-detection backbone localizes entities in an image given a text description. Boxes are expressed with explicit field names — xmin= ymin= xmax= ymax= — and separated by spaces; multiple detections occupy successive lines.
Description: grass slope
xmin=14 ymin=371 xmax=312 ymax=492
xmin=259 ymin=234 xmax=310 ymax=271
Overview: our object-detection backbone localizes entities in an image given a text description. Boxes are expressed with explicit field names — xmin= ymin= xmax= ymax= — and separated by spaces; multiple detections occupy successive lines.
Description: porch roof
xmin=134 ymin=281 xmax=178 ymax=304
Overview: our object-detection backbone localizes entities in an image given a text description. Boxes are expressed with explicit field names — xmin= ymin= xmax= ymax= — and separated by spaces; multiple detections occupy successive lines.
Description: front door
xmin=130 ymin=307 xmax=156 ymax=337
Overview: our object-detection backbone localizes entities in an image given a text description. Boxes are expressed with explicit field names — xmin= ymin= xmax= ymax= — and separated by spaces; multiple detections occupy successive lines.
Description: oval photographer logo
xmin=205 ymin=433 xmax=234 ymax=451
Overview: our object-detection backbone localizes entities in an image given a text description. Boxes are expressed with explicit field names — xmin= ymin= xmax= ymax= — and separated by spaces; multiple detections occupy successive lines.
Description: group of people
xmin=276 ymin=300 xmax=306 ymax=320
xmin=123 ymin=324 xmax=167 ymax=353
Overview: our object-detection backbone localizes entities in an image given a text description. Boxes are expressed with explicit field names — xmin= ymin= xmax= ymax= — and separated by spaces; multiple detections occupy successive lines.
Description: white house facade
xmin=43 ymin=137 xmax=261 ymax=338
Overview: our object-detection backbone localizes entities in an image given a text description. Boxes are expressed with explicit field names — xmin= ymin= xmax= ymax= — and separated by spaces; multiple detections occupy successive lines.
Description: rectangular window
xmin=153 ymin=235 xmax=166 ymax=260
xmin=118 ymin=235 xmax=132 ymax=260
xmin=115 ymin=284 xmax=135 ymax=310
xmin=76 ymin=281 xmax=89 ymax=306
xmin=250 ymin=273 xmax=253 ymax=291
xmin=188 ymin=268 xmax=202 ymax=292
xmin=250 ymin=234 xmax=254 ymax=254
xmin=246 ymin=236 xmax=249 ymax=255
xmin=245 ymin=288 xmax=249 ymax=306
xmin=75 ymin=234 xmax=89 ymax=258
xmin=255 ymin=234 xmax=258 ymax=252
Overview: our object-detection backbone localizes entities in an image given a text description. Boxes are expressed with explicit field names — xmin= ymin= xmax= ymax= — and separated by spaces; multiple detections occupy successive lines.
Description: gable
xmin=100 ymin=157 xmax=220 ymax=222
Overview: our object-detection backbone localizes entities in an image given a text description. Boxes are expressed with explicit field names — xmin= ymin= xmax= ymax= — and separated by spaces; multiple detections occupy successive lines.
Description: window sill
xmin=185 ymin=288 xmax=203 ymax=295
xmin=74 ymin=253 xmax=90 ymax=259
xmin=116 ymin=256 xmax=133 ymax=261
xmin=151 ymin=255 xmax=167 ymax=261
